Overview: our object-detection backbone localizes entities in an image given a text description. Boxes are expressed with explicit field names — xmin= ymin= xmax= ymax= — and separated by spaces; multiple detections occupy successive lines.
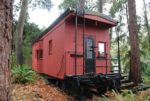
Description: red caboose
xmin=32 ymin=8 xmax=121 ymax=94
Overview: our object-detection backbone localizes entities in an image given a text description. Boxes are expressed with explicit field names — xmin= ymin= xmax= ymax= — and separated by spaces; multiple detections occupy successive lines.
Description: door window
xmin=86 ymin=38 xmax=93 ymax=59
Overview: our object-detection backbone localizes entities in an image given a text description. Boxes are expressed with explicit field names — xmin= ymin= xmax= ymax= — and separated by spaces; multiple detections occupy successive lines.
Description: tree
xmin=14 ymin=0 xmax=52 ymax=65
xmin=59 ymin=0 xmax=97 ymax=12
xmin=143 ymin=0 xmax=150 ymax=47
xmin=128 ymin=0 xmax=141 ymax=84
xmin=109 ymin=0 xmax=127 ymax=42
xmin=15 ymin=0 xmax=28 ymax=65
xmin=109 ymin=0 xmax=126 ymax=17
xmin=0 ymin=0 xmax=13 ymax=100
xmin=59 ymin=0 xmax=76 ymax=10
xmin=23 ymin=22 xmax=42 ymax=64
xmin=97 ymin=0 xmax=103 ymax=13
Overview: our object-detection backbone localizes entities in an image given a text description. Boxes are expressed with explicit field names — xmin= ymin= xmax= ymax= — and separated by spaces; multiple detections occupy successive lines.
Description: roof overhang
xmin=32 ymin=8 xmax=118 ymax=45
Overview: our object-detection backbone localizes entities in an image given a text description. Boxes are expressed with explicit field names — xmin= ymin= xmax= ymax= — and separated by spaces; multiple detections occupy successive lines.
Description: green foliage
xmin=142 ymin=75 xmax=150 ymax=84
xmin=99 ymin=95 xmax=111 ymax=101
xmin=59 ymin=0 xmax=98 ymax=12
xmin=142 ymin=65 xmax=150 ymax=77
xmin=110 ymin=0 xmax=150 ymax=75
xmin=23 ymin=22 xmax=43 ymax=63
xmin=84 ymin=0 xmax=98 ymax=12
xmin=14 ymin=0 xmax=53 ymax=13
xmin=109 ymin=0 xmax=127 ymax=17
xmin=97 ymin=89 xmax=150 ymax=101
xmin=59 ymin=0 xmax=76 ymax=10
xmin=117 ymin=90 xmax=137 ymax=101
xmin=30 ymin=0 xmax=53 ymax=11
xmin=138 ymin=17 xmax=150 ymax=77
xmin=11 ymin=64 xmax=37 ymax=84
xmin=13 ymin=21 xmax=43 ymax=64
xmin=97 ymin=90 xmax=138 ymax=101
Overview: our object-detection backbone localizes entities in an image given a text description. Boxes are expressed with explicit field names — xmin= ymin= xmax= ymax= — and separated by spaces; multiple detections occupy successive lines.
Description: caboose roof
xmin=32 ymin=8 xmax=118 ymax=44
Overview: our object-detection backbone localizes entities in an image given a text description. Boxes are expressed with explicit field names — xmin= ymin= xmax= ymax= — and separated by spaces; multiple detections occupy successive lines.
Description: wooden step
xmin=121 ymin=73 xmax=128 ymax=77
xmin=132 ymin=84 xmax=150 ymax=93
xmin=121 ymin=79 xmax=130 ymax=83
xmin=121 ymin=82 xmax=135 ymax=89
xmin=120 ymin=74 xmax=129 ymax=80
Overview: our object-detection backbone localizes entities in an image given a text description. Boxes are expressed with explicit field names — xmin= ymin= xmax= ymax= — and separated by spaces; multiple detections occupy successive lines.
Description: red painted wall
xmin=32 ymin=14 xmax=112 ymax=80
xmin=32 ymin=19 xmax=66 ymax=79
xmin=64 ymin=20 xmax=111 ymax=76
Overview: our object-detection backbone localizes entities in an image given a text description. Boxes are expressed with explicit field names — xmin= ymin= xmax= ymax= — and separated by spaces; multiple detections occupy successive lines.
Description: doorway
xmin=84 ymin=37 xmax=95 ymax=73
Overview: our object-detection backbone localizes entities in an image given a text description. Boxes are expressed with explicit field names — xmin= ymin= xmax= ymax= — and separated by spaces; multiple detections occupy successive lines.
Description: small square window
xmin=37 ymin=50 xmax=43 ymax=59
xmin=98 ymin=42 xmax=106 ymax=57
xmin=49 ymin=40 xmax=52 ymax=55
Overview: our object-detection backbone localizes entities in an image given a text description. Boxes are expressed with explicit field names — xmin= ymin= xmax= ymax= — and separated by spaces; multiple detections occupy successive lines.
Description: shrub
xmin=11 ymin=64 xmax=37 ymax=84
xmin=142 ymin=76 xmax=150 ymax=85
xmin=142 ymin=64 xmax=150 ymax=77
xmin=97 ymin=90 xmax=138 ymax=101
xmin=142 ymin=66 xmax=150 ymax=84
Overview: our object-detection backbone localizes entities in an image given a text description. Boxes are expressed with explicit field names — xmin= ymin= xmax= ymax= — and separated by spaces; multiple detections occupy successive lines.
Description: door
xmin=84 ymin=37 xmax=95 ymax=73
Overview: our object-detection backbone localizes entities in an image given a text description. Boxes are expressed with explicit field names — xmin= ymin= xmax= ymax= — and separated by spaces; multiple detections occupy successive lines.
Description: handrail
xmin=60 ymin=51 xmax=120 ymax=76
xmin=96 ymin=57 xmax=120 ymax=73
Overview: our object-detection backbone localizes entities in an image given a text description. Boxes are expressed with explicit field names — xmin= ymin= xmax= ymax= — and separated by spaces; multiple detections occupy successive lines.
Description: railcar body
xmin=32 ymin=8 xmax=121 ymax=94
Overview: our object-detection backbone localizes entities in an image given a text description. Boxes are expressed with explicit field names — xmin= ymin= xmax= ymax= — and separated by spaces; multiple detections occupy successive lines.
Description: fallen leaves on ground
xmin=137 ymin=89 xmax=150 ymax=100
xmin=11 ymin=79 xmax=150 ymax=101
xmin=11 ymin=80 xmax=74 ymax=101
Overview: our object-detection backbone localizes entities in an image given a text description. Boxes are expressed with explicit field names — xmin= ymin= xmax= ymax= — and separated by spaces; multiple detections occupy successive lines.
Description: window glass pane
xmin=86 ymin=39 xmax=93 ymax=59
xmin=98 ymin=43 xmax=105 ymax=54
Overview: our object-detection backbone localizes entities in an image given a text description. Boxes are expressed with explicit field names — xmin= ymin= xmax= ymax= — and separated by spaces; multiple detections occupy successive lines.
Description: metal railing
xmin=96 ymin=55 xmax=120 ymax=74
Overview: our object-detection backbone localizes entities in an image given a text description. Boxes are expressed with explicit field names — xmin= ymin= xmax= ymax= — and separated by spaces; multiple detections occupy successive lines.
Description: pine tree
xmin=128 ymin=0 xmax=141 ymax=84
xmin=0 ymin=0 xmax=13 ymax=100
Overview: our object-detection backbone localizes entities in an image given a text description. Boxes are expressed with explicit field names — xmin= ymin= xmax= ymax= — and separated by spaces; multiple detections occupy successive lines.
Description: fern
xmin=11 ymin=64 xmax=37 ymax=84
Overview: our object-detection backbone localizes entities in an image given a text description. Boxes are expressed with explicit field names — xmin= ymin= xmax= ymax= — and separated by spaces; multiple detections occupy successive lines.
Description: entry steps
xmin=120 ymin=73 xmax=135 ymax=89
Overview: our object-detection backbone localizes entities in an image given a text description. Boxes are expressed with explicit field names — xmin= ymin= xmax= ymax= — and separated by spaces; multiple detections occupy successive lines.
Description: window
xmin=98 ymin=42 xmax=106 ymax=57
xmin=37 ymin=50 xmax=43 ymax=59
xmin=49 ymin=40 xmax=52 ymax=55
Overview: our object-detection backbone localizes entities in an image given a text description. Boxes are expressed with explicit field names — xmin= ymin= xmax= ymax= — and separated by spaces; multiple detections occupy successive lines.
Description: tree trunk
xmin=98 ymin=0 xmax=103 ymax=13
xmin=113 ymin=0 xmax=116 ymax=5
xmin=15 ymin=0 xmax=28 ymax=65
xmin=0 ymin=0 xmax=13 ymax=100
xmin=127 ymin=0 xmax=141 ymax=84
xmin=143 ymin=0 xmax=150 ymax=47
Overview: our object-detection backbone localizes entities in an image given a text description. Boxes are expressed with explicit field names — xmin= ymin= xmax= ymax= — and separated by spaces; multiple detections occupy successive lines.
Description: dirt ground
xmin=11 ymin=79 xmax=107 ymax=101
xmin=11 ymin=79 xmax=150 ymax=101
xmin=11 ymin=80 xmax=75 ymax=101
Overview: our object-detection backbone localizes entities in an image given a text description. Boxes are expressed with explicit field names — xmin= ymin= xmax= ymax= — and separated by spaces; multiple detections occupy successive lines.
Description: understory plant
xmin=97 ymin=90 xmax=150 ymax=101
xmin=11 ymin=64 xmax=37 ymax=84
